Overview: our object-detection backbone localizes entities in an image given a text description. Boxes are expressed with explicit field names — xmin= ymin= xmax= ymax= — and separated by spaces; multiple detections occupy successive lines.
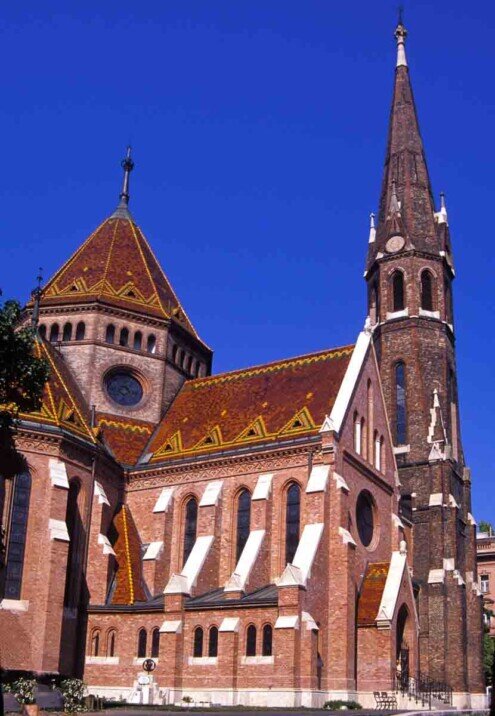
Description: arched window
xmin=193 ymin=627 xmax=203 ymax=657
xmin=137 ymin=628 xmax=147 ymax=658
xmin=421 ymin=271 xmax=434 ymax=311
xmin=133 ymin=331 xmax=142 ymax=351
xmin=105 ymin=324 xmax=115 ymax=344
xmin=285 ymin=483 xmax=301 ymax=564
xmin=395 ymin=362 xmax=407 ymax=445
xmin=179 ymin=349 xmax=185 ymax=368
xmin=151 ymin=627 xmax=160 ymax=658
xmin=195 ymin=362 xmax=202 ymax=378
xmin=374 ymin=431 xmax=381 ymax=471
xmin=62 ymin=322 xmax=72 ymax=341
xmin=91 ymin=630 xmax=100 ymax=657
xmin=246 ymin=625 xmax=256 ymax=656
xmin=380 ymin=436 xmax=385 ymax=473
xmin=119 ymin=327 xmax=129 ymax=347
xmin=49 ymin=323 xmax=59 ymax=343
xmin=262 ymin=624 xmax=273 ymax=657
xmin=392 ymin=272 xmax=405 ymax=312
xmin=63 ymin=478 xmax=82 ymax=607
xmin=354 ymin=411 xmax=361 ymax=455
xmin=1 ymin=471 xmax=31 ymax=600
xmin=172 ymin=344 xmax=179 ymax=363
xmin=147 ymin=334 xmax=156 ymax=354
xmin=183 ymin=497 xmax=198 ymax=566
xmin=186 ymin=356 xmax=193 ymax=374
xmin=236 ymin=489 xmax=251 ymax=562
xmin=445 ymin=281 xmax=453 ymax=324
xmin=38 ymin=324 xmax=47 ymax=339
xmin=360 ymin=417 xmax=367 ymax=460
xmin=107 ymin=630 xmax=116 ymax=657
xmin=75 ymin=321 xmax=85 ymax=340
xmin=208 ymin=626 xmax=218 ymax=657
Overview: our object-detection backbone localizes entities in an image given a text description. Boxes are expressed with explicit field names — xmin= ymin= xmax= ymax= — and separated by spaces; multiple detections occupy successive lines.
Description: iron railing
xmin=393 ymin=670 xmax=453 ymax=708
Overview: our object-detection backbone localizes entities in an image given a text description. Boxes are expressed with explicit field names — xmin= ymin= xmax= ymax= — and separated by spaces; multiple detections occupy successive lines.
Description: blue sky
xmin=1 ymin=1 xmax=494 ymax=520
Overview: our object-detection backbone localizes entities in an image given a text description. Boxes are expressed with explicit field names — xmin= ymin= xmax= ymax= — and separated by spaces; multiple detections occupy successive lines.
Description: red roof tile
xmin=109 ymin=504 xmax=148 ymax=605
xmin=96 ymin=413 xmax=154 ymax=466
xmin=357 ymin=562 xmax=390 ymax=626
xmin=147 ymin=345 xmax=354 ymax=463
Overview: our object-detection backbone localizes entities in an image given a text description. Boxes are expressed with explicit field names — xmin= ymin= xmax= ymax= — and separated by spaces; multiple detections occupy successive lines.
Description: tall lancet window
xmin=285 ymin=483 xmax=301 ymax=564
xmin=421 ymin=271 xmax=434 ymax=311
xmin=236 ymin=489 xmax=251 ymax=562
xmin=0 ymin=471 xmax=31 ymax=600
xmin=392 ymin=271 xmax=405 ymax=312
xmin=395 ymin=362 xmax=407 ymax=445
xmin=183 ymin=497 xmax=198 ymax=567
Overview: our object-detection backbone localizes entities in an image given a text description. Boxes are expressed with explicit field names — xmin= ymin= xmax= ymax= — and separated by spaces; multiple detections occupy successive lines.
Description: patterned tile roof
xmin=109 ymin=504 xmax=148 ymax=605
xmin=357 ymin=561 xmax=390 ymax=626
xmin=39 ymin=215 xmax=199 ymax=337
xmin=96 ymin=413 xmax=154 ymax=466
xmin=19 ymin=339 xmax=96 ymax=443
xmin=146 ymin=344 xmax=354 ymax=464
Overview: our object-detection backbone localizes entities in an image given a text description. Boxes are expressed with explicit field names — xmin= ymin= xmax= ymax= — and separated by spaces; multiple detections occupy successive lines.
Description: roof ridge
xmin=189 ymin=343 xmax=355 ymax=387
xmin=99 ymin=217 xmax=121 ymax=303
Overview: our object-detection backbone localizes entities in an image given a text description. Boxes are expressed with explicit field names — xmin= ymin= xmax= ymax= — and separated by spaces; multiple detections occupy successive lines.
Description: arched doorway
xmin=396 ymin=604 xmax=410 ymax=688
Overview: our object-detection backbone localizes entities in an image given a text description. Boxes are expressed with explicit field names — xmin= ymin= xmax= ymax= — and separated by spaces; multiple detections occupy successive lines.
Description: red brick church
xmin=0 ymin=19 xmax=485 ymax=709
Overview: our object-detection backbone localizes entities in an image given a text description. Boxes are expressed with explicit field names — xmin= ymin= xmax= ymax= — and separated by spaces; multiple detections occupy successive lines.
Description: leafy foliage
xmin=323 ymin=700 xmax=362 ymax=710
xmin=3 ymin=677 xmax=37 ymax=704
xmin=60 ymin=678 xmax=87 ymax=713
xmin=484 ymin=633 xmax=495 ymax=685
xmin=480 ymin=520 xmax=494 ymax=535
xmin=0 ymin=298 xmax=49 ymax=476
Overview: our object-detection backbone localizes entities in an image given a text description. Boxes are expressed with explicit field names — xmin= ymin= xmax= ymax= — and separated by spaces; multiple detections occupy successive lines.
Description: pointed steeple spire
xmin=30 ymin=268 xmax=44 ymax=332
xmin=112 ymin=146 xmax=135 ymax=220
xmin=367 ymin=17 xmax=439 ymax=270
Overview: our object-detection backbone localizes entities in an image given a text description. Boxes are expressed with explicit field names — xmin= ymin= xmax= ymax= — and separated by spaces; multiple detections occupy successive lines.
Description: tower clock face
xmin=385 ymin=235 xmax=405 ymax=253
xmin=105 ymin=370 xmax=143 ymax=406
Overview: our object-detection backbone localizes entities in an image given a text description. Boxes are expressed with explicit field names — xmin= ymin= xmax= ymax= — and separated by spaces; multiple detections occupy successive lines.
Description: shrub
xmin=323 ymin=700 xmax=362 ymax=710
xmin=60 ymin=678 xmax=87 ymax=713
xmin=7 ymin=677 xmax=37 ymax=705
xmin=182 ymin=695 xmax=193 ymax=703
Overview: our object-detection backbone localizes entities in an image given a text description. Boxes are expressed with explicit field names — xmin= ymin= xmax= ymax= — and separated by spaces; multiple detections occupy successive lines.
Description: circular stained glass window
xmin=105 ymin=370 xmax=143 ymax=406
xmin=356 ymin=491 xmax=375 ymax=547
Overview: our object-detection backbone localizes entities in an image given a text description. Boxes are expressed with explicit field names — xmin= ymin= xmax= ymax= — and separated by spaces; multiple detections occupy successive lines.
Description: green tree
xmin=0 ymin=298 xmax=50 ymax=476
xmin=480 ymin=520 xmax=494 ymax=535
xmin=484 ymin=632 xmax=495 ymax=685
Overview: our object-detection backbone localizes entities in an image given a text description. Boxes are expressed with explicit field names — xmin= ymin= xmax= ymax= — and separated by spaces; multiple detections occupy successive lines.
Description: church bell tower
xmin=365 ymin=18 xmax=484 ymax=698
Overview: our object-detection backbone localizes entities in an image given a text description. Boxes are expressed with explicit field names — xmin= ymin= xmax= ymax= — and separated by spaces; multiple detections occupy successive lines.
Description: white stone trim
xmin=393 ymin=444 xmax=410 ymax=455
xmin=143 ymin=541 xmax=164 ymax=561
xmin=386 ymin=308 xmax=409 ymax=321
xmin=188 ymin=656 xmax=218 ymax=666
xmin=98 ymin=533 xmax=116 ymax=556
xmin=306 ymin=465 xmax=329 ymax=493
xmin=319 ymin=415 xmax=336 ymax=434
xmin=419 ymin=308 xmax=440 ymax=320
xmin=49 ymin=518 xmax=70 ymax=542
xmin=428 ymin=493 xmax=443 ymax=507
xmin=165 ymin=534 xmax=215 ymax=593
xmin=276 ymin=563 xmax=304 ymax=587
xmin=219 ymin=617 xmax=240 ymax=632
xmin=301 ymin=611 xmax=319 ymax=631
xmin=275 ymin=615 xmax=299 ymax=629
xmin=329 ymin=331 xmax=371 ymax=434
xmin=153 ymin=487 xmax=174 ymax=513
xmin=333 ymin=472 xmax=350 ymax=492
xmin=252 ymin=473 xmax=273 ymax=501
xmin=392 ymin=514 xmax=405 ymax=529
xmin=468 ymin=512 xmax=477 ymax=526
xmin=163 ymin=574 xmax=189 ymax=595
xmin=85 ymin=656 xmax=120 ymax=665
xmin=160 ymin=619 xmax=182 ymax=633
xmin=428 ymin=568 xmax=445 ymax=584
xmin=225 ymin=530 xmax=265 ymax=592
xmin=241 ymin=655 xmax=274 ymax=665
xmin=448 ymin=494 xmax=460 ymax=509
xmin=292 ymin=523 xmax=324 ymax=583
xmin=443 ymin=557 xmax=455 ymax=571
xmin=49 ymin=458 xmax=69 ymax=489
xmin=339 ymin=526 xmax=357 ymax=547
xmin=376 ymin=551 xmax=406 ymax=627
xmin=199 ymin=481 xmax=223 ymax=507
xmin=94 ymin=481 xmax=110 ymax=506
xmin=0 ymin=599 xmax=29 ymax=612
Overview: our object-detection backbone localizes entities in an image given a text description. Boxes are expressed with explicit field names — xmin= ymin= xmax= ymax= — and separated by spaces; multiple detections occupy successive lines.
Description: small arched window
xmin=246 ymin=625 xmax=257 ymax=656
xmin=285 ymin=483 xmax=301 ymax=564
xmin=107 ymin=630 xmax=116 ymax=657
xmin=2 ymin=471 xmax=31 ymax=600
xmin=38 ymin=324 xmax=47 ymax=339
xmin=445 ymin=281 xmax=453 ymax=324
xmin=354 ymin=411 xmax=361 ymax=455
xmin=193 ymin=627 xmax=203 ymax=657
xmin=75 ymin=321 xmax=85 ymax=340
xmin=208 ymin=626 xmax=219 ymax=657
xmin=151 ymin=628 xmax=160 ymax=658
xmin=172 ymin=344 xmax=179 ymax=363
xmin=195 ymin=362 xmax=202 ymax=378
xmin=186 ymin=355 xmax=193 ymax=374
xmin=183 ymin=497 xmax=198 ymax=567
xmin=62 ymin=322 xmax=72 ymax=341
xmin=91 ymin=630 xmax=100 ymax=657
xmin=395 ymin=362 xmax=407 ymax=445
xmin=179 ymin=349 xmax=185 ymax=368
xmin=236 ymin=489 xmax=251 ymax=562
xmin=360 ymin=417 xmax=367 ymax=460
xmin=147 ymin=334 xmax=156 ymax=354
xmin=421 ymin=271 xmax=434 ymax=311
xmin=137 ymin=628 xmax=147 ymax=658
xmin=392 ymin=271 xmax=405 ymax=312
xmin=374 ymin=431 xmax=381 ymax=471
xmin=119 ymin=327 xmax=129 ymax=347
xmin=49 ymin=323 xmax=59 ymax=343
xmin=106 ymin=324 xmax=115 ymax=344
xmin=133 ymin=331 xmax=142 ymax=351
xmin=262 ymin=624 xmax=273 ymax=657
xmin=369 ymin=281 xmax=379 ymax=324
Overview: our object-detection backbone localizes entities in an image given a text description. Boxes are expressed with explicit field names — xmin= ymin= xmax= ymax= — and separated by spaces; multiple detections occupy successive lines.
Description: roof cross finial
xmin=112 ymin=146 xmax=135 ymax=220
xmin=31 ymin=267 xmax=43 ymax=331
xmin=368 ymin=212 xmax=376 ymax=244
xmin=395 ymin=7 xmax=408 ymax=68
